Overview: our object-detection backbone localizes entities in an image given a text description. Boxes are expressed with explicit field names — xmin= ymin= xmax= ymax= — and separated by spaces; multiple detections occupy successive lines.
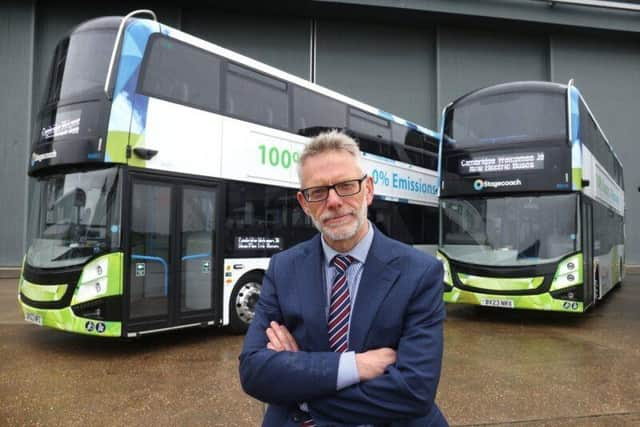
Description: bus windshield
xmin=443 ymin=90 xmax=566 ymax=149
xmin=44 ymin=28 xmax=116 ymax=105
xmin=440 ymin=194 xmax=577 ymax=266
xmin=27 ymin=168 xmax=121 ymax=269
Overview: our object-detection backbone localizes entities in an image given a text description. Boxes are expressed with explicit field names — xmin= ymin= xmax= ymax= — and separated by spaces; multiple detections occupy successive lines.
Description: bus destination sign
xmin=458 ymin=152 xmax=545 ymax=175
xmin=236 ymin=236 xmax=283 ymax=251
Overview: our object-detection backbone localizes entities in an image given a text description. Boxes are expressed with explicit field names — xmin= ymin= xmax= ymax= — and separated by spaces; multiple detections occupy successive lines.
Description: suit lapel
xmin=349 ymin=230 xmax=400 ymax=352
xmin=297 ymin=235 xmax=331 ymax=351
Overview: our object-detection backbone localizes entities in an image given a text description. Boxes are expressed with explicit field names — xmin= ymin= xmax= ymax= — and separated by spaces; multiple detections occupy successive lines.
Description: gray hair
xmin=297 ymin=130 xmax=364 ymax=184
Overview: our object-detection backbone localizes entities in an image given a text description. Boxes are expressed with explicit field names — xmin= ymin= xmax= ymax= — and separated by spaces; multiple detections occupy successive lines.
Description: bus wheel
xmin=229 ymin=272 xmax=263 ymax=334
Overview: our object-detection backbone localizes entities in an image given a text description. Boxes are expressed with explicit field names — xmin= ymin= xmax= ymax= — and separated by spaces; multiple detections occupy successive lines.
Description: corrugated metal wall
xmin=2 ymin=1 xmax=639 ymax=266
xmin=316 ymin=20 xmax=436 ymax=127
xmin=552 ymin=32 xmax=640 ymax=266
xmin=183 ymin=9 xmax=310 ymax=80
xmin=0 ymin=1 xmax=34 ymax=268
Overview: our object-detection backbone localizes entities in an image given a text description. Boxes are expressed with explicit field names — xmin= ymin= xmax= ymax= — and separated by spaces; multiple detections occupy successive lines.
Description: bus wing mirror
xmin=581 ymin=179 xmax=590 ymax=188
xmin=133 ymin=147 xmax=159 ymax=160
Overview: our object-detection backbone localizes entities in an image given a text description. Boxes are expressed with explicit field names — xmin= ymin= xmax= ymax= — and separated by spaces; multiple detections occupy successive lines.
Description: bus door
xmin=125 ymin=173 xmax=220 ymax=334
xmin=582 ymin=197 xmax=595 ymax=306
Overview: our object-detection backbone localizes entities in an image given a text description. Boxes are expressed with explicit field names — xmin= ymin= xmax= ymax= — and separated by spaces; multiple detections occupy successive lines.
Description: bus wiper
xmin=517 ymin=240 xmax=540 ymax=259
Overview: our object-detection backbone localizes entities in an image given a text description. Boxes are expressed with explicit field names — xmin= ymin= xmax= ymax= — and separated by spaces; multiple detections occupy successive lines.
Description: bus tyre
xmin=229 ymin=272 xmax=263 ymax=334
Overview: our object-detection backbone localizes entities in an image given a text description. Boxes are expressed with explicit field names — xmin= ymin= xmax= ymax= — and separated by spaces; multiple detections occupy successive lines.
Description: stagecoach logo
xmin=31 ymin=150 xmax=57 ymax=165
xmin=473 ymin=178 xmax=522 ymax=191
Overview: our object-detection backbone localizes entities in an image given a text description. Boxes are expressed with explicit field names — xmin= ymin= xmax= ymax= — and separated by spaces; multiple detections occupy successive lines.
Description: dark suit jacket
xmin=239 ymin=227 xmax=447 ymax=427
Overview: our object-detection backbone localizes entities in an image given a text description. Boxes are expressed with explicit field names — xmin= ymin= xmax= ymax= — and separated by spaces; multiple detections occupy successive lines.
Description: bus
xmin=437 ymin=80 xmax=624 ymax=313
xmin=19 ymin=10 xmax=440 ymax=337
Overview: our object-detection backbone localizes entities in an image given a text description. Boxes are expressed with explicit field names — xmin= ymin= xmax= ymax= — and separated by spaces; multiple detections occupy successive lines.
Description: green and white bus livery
xmin=437 ymin=80 xmax=624 ymax=313
xmin=20 ymin=11 xmax=440 ymax=337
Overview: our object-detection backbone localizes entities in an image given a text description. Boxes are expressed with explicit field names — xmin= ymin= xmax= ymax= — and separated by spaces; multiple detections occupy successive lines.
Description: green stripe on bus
xmin=106 ymin=130 xmax=147 ymax=167
xmin=105 ymin=130 xmax=132 ymax=164
xmin=572 ymin=167 xmax=582 ymax=190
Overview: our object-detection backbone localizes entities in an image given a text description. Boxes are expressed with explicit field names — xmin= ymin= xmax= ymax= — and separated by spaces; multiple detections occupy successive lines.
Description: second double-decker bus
xmin=437 ymin=80 xmax=624 ymax=312
xmin=19 ymin=11 xmax=440 ymax=337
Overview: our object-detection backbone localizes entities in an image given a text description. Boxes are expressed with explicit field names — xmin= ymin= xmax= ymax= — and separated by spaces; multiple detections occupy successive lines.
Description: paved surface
xmin=1 ymin=275 xmax=639 ymax=426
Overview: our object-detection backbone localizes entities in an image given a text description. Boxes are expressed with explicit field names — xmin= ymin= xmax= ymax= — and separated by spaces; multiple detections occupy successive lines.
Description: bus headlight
xmin=75 ymin=258 xmax=109 ymax=303
xmin=76 ymin=279 xmax=107 ymax=302
xmin=436 ymin=252 xmax=453 ymax=288
xmin=551 ymin=254 xmax=583 ymax=291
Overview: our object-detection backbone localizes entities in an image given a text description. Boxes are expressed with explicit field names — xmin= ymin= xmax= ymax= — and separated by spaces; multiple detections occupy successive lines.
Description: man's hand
xmin=266 ymin=321 xmax=299 ymax=352
xmin=355 ymin=348 xmax=397 ymax=381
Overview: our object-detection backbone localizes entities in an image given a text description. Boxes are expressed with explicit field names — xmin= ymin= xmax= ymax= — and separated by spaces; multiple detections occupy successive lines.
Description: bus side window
xmin=293 ymin=86 xmax=347 ymax=135
xmin=225 ymin=63 xmax=289 ymax=129
xmin=139 ymin=34 xmax=222 ymax=112
xmin=348 ymin=108 xmax=391 ymax=142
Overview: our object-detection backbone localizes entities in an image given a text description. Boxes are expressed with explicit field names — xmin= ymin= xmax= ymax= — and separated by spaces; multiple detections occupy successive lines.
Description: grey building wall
xmin=0 ymin=2 xmax=34 ymax=267
xmin=316 ymin=20 xmax=436 ymax=128
xmin=551 ymin=32 xmax=640 ymax=264
xmin=2 ymin=1 xmax=640 ymax=267
xmin=182 ymin=9 xmax=311 ymax=80
xmin=320 ymin=0 xmax=640 ymax=33
xmin=437 ymin=26 xmax=550 ymax=111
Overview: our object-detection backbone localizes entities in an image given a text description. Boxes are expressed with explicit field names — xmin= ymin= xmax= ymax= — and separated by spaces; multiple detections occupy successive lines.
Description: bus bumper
xmin=443 ymin=287 xmax=584 ymax=313
xmin=18 ymin=253 xmax=124 ymax=337
xmin=19 ymin=297 xmax=122 ymax=337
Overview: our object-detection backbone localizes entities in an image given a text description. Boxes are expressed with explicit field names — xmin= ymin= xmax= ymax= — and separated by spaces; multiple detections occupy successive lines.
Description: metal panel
xmin=314 ymin=0 xmax=640 ymax=33
xmin=181 ymin=9 xmax=310 ymax=80
xmin=316 ymin=20 xmax=436 ymax=128
xmin=0 ymin=2 xmax=34 ymax=266
xmin=438 ymin=26 xmax=549 ymax=112
xmin=553 ymin=32 xmax=640 ymax=263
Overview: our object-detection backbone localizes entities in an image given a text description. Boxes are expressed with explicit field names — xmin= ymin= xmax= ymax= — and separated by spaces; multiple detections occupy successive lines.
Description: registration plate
xmin=25 ymin=312 xmax=43 ymax=326
xmin=480 ymin=298 xmax=514 ymax=308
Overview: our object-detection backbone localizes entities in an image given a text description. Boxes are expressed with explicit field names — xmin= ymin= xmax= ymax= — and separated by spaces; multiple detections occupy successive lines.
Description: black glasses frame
xmin=300 ymin=175 xmax=368 ymax=202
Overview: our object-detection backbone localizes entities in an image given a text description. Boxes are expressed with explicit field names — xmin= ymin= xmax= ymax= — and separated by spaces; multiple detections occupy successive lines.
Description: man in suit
xmin=239 ymin=130 xmax=447 ymax=426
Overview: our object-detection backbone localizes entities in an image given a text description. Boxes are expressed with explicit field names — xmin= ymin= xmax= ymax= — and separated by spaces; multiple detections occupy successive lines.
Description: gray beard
xmin=310 ymin=201 xmax=367 ymax=242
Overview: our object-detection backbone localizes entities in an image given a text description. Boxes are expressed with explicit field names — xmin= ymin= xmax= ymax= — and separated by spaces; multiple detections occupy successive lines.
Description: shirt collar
xmin=321 ymin=221 xmax=374 ymax=267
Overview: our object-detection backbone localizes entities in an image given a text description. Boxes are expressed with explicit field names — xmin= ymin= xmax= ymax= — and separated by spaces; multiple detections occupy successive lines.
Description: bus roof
xmin=450 ymin=81 xmax=567 ymax=109
xmin=444 ymin=80 xmax=622 ymax=168
xmin=72 ymin=16 xmax=122 ymax=33
xmin=70 ymin=15 xmax=439 ymax=141
xmin=156 ymin=20 xmax=438 ymax=139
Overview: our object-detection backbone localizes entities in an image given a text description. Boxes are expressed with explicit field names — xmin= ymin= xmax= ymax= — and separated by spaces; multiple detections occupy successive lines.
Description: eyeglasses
xmin=300 ymin=175 xmax=367 ymax=203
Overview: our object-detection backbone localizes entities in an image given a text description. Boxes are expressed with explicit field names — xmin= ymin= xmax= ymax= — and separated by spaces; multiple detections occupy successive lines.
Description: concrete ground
xmin=1 ymin=274 xmax=639 ymax=426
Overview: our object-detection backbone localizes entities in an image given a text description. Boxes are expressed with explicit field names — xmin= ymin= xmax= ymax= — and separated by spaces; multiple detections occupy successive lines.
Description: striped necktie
xmin=301 ymin=254 xmax=356 ymax=427
xmin=328 ymin=254 xmax=356 ymax=353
